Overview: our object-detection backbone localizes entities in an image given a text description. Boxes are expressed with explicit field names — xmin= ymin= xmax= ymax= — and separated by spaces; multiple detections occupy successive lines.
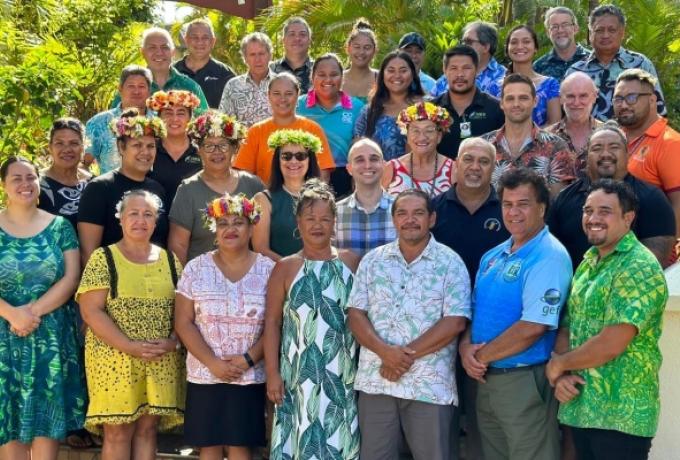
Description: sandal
xmin=65 ymin=428 xmax=94 ymax=449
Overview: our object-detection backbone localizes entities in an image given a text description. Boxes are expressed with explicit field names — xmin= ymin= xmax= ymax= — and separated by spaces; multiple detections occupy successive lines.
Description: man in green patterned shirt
xmin=546 ymin=179 xmax=667 ymax=460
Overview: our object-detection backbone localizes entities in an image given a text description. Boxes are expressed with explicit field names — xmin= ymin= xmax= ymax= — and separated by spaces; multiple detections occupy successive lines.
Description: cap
xmin=398 ymin=32 xmax=426 ymax=50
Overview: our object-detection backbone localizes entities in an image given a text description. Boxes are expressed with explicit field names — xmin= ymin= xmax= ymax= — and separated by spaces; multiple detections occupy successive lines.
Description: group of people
xmin=0 ymin=3 xmax=677 ymax=460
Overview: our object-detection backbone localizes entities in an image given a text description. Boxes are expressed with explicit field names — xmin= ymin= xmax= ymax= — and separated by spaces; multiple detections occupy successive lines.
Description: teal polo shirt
xmin=296 ymin=93 xmax=364 ymax=167
xmin=110 ymin=66 xmax=208 ymax=114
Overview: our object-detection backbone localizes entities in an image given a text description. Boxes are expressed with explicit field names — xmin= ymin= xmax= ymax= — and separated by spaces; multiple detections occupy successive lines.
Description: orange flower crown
xmin=203 ymin=193 xmax=261 ymax=232
xmin=146 ymin=90 xmax=201 ymax=112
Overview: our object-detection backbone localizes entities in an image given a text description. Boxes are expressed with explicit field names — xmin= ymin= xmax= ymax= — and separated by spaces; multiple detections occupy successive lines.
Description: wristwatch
xmin=243 ymin=352 xmax=255 ymax=368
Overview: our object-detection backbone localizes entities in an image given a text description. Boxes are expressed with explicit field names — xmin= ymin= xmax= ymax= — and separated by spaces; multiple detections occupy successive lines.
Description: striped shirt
xmin=334 ymin=191 xmax=396 ymax=258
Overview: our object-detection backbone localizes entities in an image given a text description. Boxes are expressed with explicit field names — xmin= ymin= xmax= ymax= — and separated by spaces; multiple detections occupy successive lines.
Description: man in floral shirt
xmin=348 ymin=189 xmax=471 ymax=460
xmin=547 ymin=179 xmax=667 ymax=460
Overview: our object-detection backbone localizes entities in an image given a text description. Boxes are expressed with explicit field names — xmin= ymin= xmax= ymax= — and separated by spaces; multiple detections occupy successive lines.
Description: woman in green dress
xmin=264 ymin=179 xmax=361 ymax=460
xmin=0 ymin=156 xmax=86 ymax=459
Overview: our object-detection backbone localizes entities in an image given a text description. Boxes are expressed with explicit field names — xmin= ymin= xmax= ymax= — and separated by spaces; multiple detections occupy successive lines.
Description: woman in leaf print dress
xmin=264 ymin=178 xmax=361 ymax=460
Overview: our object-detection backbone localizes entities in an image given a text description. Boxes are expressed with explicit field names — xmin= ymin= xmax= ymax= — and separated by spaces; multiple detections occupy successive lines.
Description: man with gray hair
xmin=111 ymin=27 xmax=208 ymax=113
xmin=219 ymin=32 xmax=275 ymax=126
xmin=432 ymin=137 xmax=510 ymax=460
xmin=432 ymin=21 xmax=506 ymax=97
xmin=85 ymin=65 xmax=155 ymax=173
xmin=566 ymin=4 xmax=665 ymax=121
xmin=547 ymin=71 xmax=602 ymax=176
xmin=534 ymin=6 xmax=590 ymax=81
xmin=173 ymin=18 xmax=235 ymax=108
xmin=269 ymin=17 xmax=313 ymax=93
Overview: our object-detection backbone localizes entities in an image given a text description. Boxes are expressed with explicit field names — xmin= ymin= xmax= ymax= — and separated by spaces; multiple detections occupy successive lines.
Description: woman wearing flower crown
xmin=146 ymin=90 xmax=203 ymax=205
xmin=175 ymin=194 xmax=274 ymax=460
xmin=251 ymin=129 xmax=322 ymax=262
xmin=168 ymin=111 xmax=264 ymax=265
xmin=78 ymin=109 xmax=169 ymax=265
xmin=77 ymin=189 xmax=184 ymax=460
xmin=382 ymin=101 xmax=456 ymax=197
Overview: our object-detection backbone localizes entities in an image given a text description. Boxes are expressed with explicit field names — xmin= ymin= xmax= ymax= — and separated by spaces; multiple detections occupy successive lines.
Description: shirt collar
xmin=502 ymin=225 xmax=549 ymax=256
xmin=446 ymin=184 xmax=499 ymax=207
xmin=347 ymin=190 xmax=393 ymax=212
xmin=245 ymin=70 xmax=272 ymax=86
xmin=385 ymin=233 xmax=438 ymax=263
xmin=583 ymin=231 xmax=637 ymax=265
xmin=305 ymin=90 xmax=353 ymax=109
xmin=587 ymin=46 xmax=625 ymax=65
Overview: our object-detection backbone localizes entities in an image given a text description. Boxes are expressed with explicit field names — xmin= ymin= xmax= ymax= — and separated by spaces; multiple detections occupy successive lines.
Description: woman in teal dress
xmin=0 ymin=156 xmax=85 ymax=459
xmin=264 ymin=179 xmax=361 ymax=460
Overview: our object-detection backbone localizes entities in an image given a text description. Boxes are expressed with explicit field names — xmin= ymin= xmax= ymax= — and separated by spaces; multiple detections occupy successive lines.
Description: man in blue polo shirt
xmin=460 ymin=167 xmax=572 ymax=460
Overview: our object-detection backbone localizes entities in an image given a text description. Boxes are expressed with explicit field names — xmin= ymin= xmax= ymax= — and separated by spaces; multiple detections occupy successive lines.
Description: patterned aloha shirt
xmin=218 ymin=71 xmax=274 ymax=127
xmin=482 ymin=124 xmax=576 ymax=186
xmin=559 ymin=232 xmax=667 ymax=437
xmin=85 ymin=106 xmax=155 ymax=174
xmin=565 ymin=47 xmax=666 ymax=121
xmin=431 ymin=58 xmax=507 ymax=97
xmin=349 ymin=235 xmax=471 ymax=406
xmin=547 ymin=117 xmax=603 ymax=177
xmin=353 ymin=109 xmax=405 ymax=161
xmin=533 ymin=44 xmax=590 ymax=82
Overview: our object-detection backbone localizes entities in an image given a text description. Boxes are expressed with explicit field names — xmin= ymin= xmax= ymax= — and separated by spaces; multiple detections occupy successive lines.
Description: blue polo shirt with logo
xmin=297 ymin=94 xmax=364 ymax=167
xmin=472 ymin=226 xmax=572 ymax=368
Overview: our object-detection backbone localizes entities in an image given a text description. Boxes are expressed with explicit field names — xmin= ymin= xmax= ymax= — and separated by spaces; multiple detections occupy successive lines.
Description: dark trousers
xmin=330 ymin=166 xmax=353 ymax=199
xmin=571 ymin=427 xmax=653 ymax=460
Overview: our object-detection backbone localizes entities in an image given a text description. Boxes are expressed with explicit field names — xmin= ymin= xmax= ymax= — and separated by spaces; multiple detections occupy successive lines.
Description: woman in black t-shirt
xmin=78 ymin=109 xmax=169 ymax=266
xmin=38 ymin=118 xmax=91 ymax=232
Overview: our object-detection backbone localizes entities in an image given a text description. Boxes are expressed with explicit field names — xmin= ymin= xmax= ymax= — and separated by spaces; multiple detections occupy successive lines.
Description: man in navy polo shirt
xmin=434 ymin=46 xmax=504 ymax=160
xmin=432 ymin=136 xmax=509 ymax=460
xmin=460 ymin=167 xmax=572 ymax=460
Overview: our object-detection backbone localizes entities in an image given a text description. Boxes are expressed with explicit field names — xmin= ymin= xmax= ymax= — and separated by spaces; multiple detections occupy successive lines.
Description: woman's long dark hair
xmin=504 ymin=24 xmax=539 ymax=74
xmin=365 ymin=51 xmax=424 ymax=136
xmin=268 ymin=146 xmax=321 ymax=192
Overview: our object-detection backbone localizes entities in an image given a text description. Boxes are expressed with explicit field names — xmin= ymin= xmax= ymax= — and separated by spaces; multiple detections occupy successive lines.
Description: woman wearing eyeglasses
xmin=251 ymin=130 xmax=322 ymax=262
xmin=168 ymin=111 xmax=264 ymax=265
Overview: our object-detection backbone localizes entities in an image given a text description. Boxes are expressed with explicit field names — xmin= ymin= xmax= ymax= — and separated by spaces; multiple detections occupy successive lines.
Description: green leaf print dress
xmin=270 ymin=257 xmax=360 ymax=460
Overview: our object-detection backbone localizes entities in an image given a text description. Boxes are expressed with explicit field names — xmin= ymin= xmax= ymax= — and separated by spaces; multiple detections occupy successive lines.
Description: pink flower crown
xmin=397 ymin=101 xmax=453 ymax=134
xmin=146 ymin=90 xmax=201 ymax=112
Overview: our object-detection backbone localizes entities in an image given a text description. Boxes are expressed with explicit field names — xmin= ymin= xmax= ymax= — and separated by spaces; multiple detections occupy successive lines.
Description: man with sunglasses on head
xmin=431 ymin=21 xmax=506 ymax=97
xmin=534 ymin=6 xmax=590 ymax=82
xmin=615 ymin=68 xmax=680 ymax=239
xmin=565 ymin=4 xmax=665 ymax=121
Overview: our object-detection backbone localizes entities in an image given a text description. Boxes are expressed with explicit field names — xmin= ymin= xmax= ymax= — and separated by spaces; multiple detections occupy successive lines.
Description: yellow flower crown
xmin=397 ymin=101 xmax=453 ymax=134
xmin=146 ymin=90 xmax=201 ymax=112
xmin=203 ymin=193 xmax=261 ymax=232
xmin=267 ymin=129 xmax=323 ymax=155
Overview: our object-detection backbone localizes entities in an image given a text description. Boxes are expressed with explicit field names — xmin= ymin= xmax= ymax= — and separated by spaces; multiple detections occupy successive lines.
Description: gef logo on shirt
xmin=342 ymin=112 xmax=353 ymax=124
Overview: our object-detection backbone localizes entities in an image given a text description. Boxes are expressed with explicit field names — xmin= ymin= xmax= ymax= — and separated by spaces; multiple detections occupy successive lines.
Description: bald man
xmin=547 ymin=71 xmax=602 ymax=176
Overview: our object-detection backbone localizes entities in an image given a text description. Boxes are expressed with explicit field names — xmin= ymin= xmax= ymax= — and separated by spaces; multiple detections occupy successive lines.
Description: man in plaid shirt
xmin=334 ymin=138 xmax=395 ymax=258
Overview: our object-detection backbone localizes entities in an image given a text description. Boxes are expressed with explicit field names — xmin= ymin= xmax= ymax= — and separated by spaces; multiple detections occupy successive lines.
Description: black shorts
xmin=184 ymin=382 xmax=266 ymax=447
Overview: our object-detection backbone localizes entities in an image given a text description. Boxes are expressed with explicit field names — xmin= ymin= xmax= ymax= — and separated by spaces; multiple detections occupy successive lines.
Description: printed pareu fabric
xmin=558 ymin=232 xmax=667 ymax=437
xmin=0 ymin=217 xmax=86 ymax=444
xmin=270 ymin=258 xmax=359 ymax=460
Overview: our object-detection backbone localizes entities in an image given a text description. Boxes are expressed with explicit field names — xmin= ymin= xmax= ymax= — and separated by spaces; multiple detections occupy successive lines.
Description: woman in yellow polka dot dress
xmin=77 ymin=181 xmax=185 ymax=457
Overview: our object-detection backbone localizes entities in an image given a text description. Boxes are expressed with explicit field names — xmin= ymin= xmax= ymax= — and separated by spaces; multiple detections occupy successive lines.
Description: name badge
xmin=460 ymin=121 xmax=472 ymax=138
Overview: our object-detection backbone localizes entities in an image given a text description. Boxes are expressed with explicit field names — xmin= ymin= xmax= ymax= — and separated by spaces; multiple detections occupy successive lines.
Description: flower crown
xmin=109 ymin=115 xmax=166 ymax=139
xmin=203 ymin=193 xmax=261 ymax=232
xmin=397 ymin=101 xmax=453 ymax=134
xmin=146 ymin=90 xmax=201 ymax=112
xmin=188 ymin=110 xmax=247 ymax=143
xmin=267 ymin=129 xmax=323 ymax=155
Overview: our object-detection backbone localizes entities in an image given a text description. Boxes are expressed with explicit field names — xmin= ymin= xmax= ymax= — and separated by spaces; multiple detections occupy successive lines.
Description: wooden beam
xmin=171 ymin=0 xmax=272 ymax=19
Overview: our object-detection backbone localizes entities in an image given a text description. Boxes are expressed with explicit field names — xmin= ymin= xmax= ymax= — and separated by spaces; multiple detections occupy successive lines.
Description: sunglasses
xmin=280 ymin=151 xmax=309 ymax=161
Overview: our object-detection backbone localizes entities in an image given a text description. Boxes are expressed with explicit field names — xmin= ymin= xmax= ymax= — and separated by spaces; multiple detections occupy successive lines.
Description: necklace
xmin=409 ymin=152 xmax=439 ymax=197
xmin=282 ymin=184 xmax=301 ymax=197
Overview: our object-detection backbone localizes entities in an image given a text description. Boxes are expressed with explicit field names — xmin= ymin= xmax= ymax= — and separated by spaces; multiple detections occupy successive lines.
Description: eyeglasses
xmin=612 ymin=93 xmax=653 ymax=106
xmin=548 ymin=23 xmax=574 ymax=32
xmin=202 ymin=143 xmax=232 ymax=153
xmin=281 ymin=151 xmax=309 ymax=161
xmin=461 ymin=38 xmax=481 ymax=46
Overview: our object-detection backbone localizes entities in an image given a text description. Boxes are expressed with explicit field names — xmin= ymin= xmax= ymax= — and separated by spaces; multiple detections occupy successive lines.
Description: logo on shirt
xmin=637 ymin=145 xmax=650 ymax=160
xmin=483 ymin=218 xmax=502 ymax=232
xmin=342 ymin=112 xmax=353 ymax=124
xmin=469 ymin=112 xmax=487 ymax=120
xmin=204 ymin=76 xmax=219 ymax=81
xmin=541 ymin=289 xmax=562 ymax=316
xmin=503 ymin=260 xmax=522 ymax=282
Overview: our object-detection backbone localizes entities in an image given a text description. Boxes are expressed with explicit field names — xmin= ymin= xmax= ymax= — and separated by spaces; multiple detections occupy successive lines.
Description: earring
xmin=293 ymin=227 xmax=301 ymax=239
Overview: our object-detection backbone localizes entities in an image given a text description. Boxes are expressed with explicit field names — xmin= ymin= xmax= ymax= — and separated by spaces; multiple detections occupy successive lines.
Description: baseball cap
xmin=398 ymin=32 xmax=426 ymax=50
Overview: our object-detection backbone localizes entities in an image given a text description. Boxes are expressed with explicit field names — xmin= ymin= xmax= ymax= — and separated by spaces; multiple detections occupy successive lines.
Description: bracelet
xmin=243 ymin=352 xmax=255 ymax=368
